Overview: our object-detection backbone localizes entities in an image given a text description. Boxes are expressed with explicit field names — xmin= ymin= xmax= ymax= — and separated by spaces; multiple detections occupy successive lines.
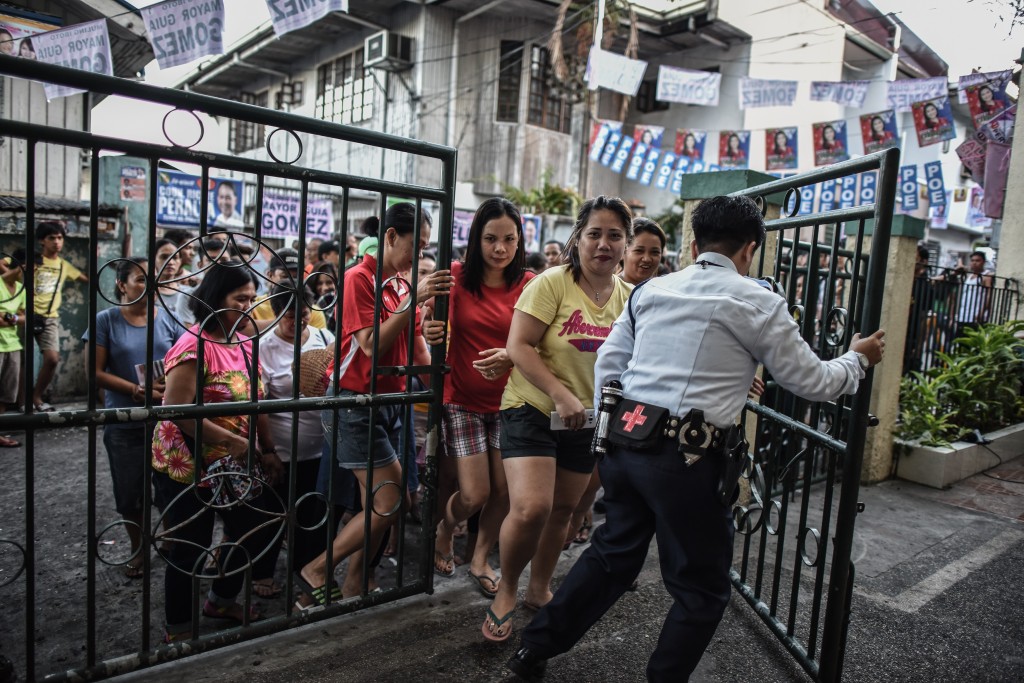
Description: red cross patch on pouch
xmin=621 ymin=405 xmax=647 ymax=432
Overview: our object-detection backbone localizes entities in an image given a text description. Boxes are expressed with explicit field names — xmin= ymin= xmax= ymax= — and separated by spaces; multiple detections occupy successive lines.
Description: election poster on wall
xmin=718 ymin=131 xmax=750 ymax=170
xmin=589 ymin=120 xmax=622 ymax=161
xmin=267 ymin=0 xmax=348 ymax=37
xmin=957 ymin=70 xmax=1011 ymax=103
xmin=912 ymin=96 xmax=956 ymax=147
xmin=765 ymin=128 xmax=798 ymax=171
xmin=31 ymin=19 xmax=113 ymax=99
xmin=156 ymin=170 xmax=244 ymax=229
xmin=452 ymin=209 xmax=474 ymax=247
xmin=119 ymin=166 xmax=147 ymax=201
xmin=261 ymin=193 xmax=334 ymax=239
xmin=859 ymin=110 xmax=899 ymax=154
xmin=655 ymin=65 xmax=721 ymax=106
xmin=633 ymin=125 xmax=665 ymax=149
xmin=976 ymin=105 xmax=1016 ymax=144
xmin=0 ymin=11 xmax=59 ymax=59
xmin=674 ymin=129 xmax=705 ymax=161
xmin=967 ymin=187 xmax=992 ymax=228
xmin=141 ymin=0 xmax=225 ymax=70
xmin=965 ymin=81 xmax=1011 ymax=128
xmin=812 ymin=120 xmax=849 ymax=166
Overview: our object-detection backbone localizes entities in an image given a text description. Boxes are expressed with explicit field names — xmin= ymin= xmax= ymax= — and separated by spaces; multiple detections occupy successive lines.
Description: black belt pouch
xmin=608 ymin=399 xmax=670 ymax=451
xmin=716 ymin=425 xmax=748 ymax=507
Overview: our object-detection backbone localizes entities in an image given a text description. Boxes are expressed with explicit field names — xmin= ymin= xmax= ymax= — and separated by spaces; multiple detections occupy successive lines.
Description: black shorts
xmin=499 ymin=403 xmax=596 ymax=475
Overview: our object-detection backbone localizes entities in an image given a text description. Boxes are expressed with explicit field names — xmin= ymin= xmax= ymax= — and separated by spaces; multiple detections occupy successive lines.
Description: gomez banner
xmin=655 ymin=65 xmax=721 ymax=106
xmin=261 ymin=193 xmax=334 ymax=239
xmin=142 ymin=0 xmax=225 ymax=70
xmin=32 ymin=19 xmax=113 ymax=99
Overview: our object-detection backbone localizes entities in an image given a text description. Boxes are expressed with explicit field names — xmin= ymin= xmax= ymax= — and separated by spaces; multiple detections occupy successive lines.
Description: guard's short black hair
xmin=691 ymin=196 xmax=766 ymax=257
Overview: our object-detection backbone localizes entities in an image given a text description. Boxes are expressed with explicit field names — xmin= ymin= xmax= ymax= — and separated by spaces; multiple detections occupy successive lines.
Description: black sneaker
xmin=506 ymin=646 xmax=547 ymax=681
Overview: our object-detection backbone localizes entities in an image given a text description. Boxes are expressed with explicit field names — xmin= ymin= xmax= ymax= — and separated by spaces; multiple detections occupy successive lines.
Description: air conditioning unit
xmin=364 ymin=31 xmax=413 ymax=72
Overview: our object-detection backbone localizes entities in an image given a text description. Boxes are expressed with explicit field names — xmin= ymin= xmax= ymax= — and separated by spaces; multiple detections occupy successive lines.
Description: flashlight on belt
xmin=590 ymin=380 xmax=623 ymax=458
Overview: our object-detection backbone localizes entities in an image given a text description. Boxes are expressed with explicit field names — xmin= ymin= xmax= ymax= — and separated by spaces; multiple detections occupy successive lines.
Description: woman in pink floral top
xmin=153 ymin=262 xmax=284 ymax=642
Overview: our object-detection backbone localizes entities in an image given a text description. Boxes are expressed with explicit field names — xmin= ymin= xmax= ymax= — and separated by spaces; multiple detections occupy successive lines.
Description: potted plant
xmin=895 ymin=321 xmax=1024 ymax=487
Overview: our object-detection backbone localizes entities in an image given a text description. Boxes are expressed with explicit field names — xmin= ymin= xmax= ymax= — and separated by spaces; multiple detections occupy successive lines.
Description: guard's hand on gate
xmin=423 ymin=319 xmax=446 ymax=346
xmin=851 ymin=330 xmax=885 ymax=367
xmin=748 ymin=375 xmax=765 ymax=398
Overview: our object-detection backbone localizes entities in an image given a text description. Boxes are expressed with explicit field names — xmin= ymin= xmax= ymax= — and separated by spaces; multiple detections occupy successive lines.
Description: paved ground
xmin=108 ymin=454 xmax=1024 ymax=683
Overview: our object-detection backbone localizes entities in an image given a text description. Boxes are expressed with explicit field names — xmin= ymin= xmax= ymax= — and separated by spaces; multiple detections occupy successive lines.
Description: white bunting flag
xmin=142 ymin=0 xmax=225 ymax=70
xmin=265 ymin=0 xmax=349 ymax=37
xmin=809 ymin=80 xmax=869 ymax=108
xmin=586 ymin=47 xmax=647 ymax=96
xmin=655 ymin=65 xmax=721 ymax=106
xmin=886 ymin=77 xmax=948 ymax=113
xmin=32 ymin=19 xmax=113 ymax=99
xmin=738 ymin=78 xmax=798 ymax=109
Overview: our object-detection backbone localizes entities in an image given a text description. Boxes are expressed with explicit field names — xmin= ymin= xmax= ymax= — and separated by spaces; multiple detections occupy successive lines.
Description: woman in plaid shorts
xmin=423 ymin=198 xmax=534 ymax=596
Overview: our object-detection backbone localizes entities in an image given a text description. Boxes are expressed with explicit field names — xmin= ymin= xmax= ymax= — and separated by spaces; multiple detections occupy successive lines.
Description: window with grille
xmin=496 ymin=41 xmax=523 ymax=122
xmin=635 ymin=79 xmax=668 ymax=113
xmin=527 ymin=45 xmax=572 ymax=134
xmin=228 ymin=91 xmax=268 ymax=153
xmin=315 ymin=49 xmax=374 ymax=125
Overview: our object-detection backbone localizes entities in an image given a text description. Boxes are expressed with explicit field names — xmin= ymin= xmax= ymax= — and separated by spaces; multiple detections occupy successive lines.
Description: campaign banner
xmin=765 ymin=128 xmax=798 ymax=171
xmin=625 ymin=142 xmax=649 ymax=180
xmin=655 ymin=65 xmax=721 ymax=106
xmin=261 ymin=193 xmax=333 ymax=239
xmin=812 ymin=120 xmax=849 ymax=166
xmin=600 ymin=130 xmax=624 ymax=166
xmin=142 ymin=0 xmax=224 ymax=70
xmin=156 ymin=170 xmax=244 ymax=228
xmin=859 ymin=172 xmax=877 ymax=206
xmin=739 ymin=78 xmax=798 ymax=109
xmin=589 ymin=120 xmax=621 ymax=161
xmin=33 ymin=19 xmax=113 ymax=99
xmin=912 ymin=96 xmax=956 ymax=147
xmin=965 ymin=80 xmax=1011 ymax=127
xmin=638 ymin=148 xmax=660 ymax=186
xmin=586 ymin=46 xmax=647 ymax=96
xmin=859 ymin=110 xmax=899 ymax=154
xmin=929 ymin=196 xmax=949 ymax=230
xmin=798 ymin=183 xmax=816 ymax=215
xmin=633 ymin=125 xmax=665 ymax=149
xmin=983 ymin=141 xmax=1009 ymax=218
xmin=669 ymin=157 xmax=688 ymax=194
xmin=266 ymin=0 xmax=348 ymax=37
xmin=957 ymin=70 xmax=1011 ymax=104
xmin=119 ymin=166 xmax=147 ymax=201
xmin=0 ymin=11 xmax=59 ymax=60
xmin=899 ymin=166 xmax=919 ymax=212
xmin=674 ymin=129 xmax=706 ymax=161
xmin=654 ymin=152 xmax=677 ymax=190
xmin=955 ymin=138 xmax=987 ymax=180
xmin=837 ymin=175 xmax=858 ymax=209
xmin=452 ymin=209 xmax=474 ymax=246
xmin=886 ymin=77 xmax=947 ymax=112
xmin=609 ymin=135 xmax=634 ymax=173
xmin=977 ymin=104 xmax=1016 ymax=144
xmin=690 ymin=159 xmax=707 ymax=174
xmin=819 ymin=179 xmax=837 ymax=212
xmin=718 ymin=131 xmax=750 ymax=170
xmin=809 ymin=80 xmax=869 ymax=108
xmin=923 ymin=161 xmax=946 ymax=206
xmin=967 ymin=187 xmax=992 ymax=228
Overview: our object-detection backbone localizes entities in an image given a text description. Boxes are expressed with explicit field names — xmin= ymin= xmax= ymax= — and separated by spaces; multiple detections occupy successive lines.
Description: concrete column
xmin=846 ymin=215 xmax=926 ymax=483
xmin=994 ymin=118 xmax=1024 ymax=320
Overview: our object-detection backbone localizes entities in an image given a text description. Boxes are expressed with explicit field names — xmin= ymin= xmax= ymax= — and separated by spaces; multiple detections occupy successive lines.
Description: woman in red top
xmin=423 ymin=198 xmax=534 ymax=596
xmin=296 ymin=202 xmax=453 ymax=604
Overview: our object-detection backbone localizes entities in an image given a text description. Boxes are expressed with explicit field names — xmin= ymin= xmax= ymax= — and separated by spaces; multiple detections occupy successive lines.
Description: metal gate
xmin=729 ymin=148 xmax=899 ymax=682
xmin=0 ymin=58 xmax=454 ymax=681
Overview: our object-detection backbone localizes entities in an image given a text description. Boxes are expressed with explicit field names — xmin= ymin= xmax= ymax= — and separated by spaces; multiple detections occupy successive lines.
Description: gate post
xmin=845 ymin=214 xmax=925 ymax=482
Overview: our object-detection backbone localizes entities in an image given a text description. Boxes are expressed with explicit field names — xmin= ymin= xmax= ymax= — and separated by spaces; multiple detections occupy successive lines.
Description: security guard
xmin=507 ymin=195 xmax=885 ymax=681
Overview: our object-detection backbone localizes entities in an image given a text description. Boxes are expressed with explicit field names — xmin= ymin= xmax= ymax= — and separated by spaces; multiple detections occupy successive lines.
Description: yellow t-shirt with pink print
xmin=501 ymin=265 xmax=631 ymax=415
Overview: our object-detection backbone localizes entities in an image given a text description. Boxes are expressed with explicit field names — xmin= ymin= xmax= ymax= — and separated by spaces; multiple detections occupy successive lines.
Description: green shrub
xmin=896 ymin=321 xmax=1024 ymax=447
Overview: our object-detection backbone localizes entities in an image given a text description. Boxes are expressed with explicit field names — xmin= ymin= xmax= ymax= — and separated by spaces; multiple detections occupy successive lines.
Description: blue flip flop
xmin=482 ymin=606 xmax=514 ymax=642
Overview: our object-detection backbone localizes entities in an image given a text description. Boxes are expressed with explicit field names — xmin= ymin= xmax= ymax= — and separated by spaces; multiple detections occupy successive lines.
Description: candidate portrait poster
xmin=718 ymin=130 xmax=750 ymax=170
xmin=912 ymin=96 xmax=956 ymax=147
xmin=0 ymin=11 xmax=58 ymax=60
xmin=674 ymin=129 xmax=706 ymax=161
xmin=965 ymin=81 xmax=1010 ymax=128
xmin=812 ymin=120 xmax=849 ymax=167
xmin=633 ymin=125 xmax=665 ymax=149
xmin=765 ymin=128 xmax=798 ymax=171
xmin=859 ymin=110 xmax=899 ymax=154
xmin=156 ymin=171 xmax=244 ymax=229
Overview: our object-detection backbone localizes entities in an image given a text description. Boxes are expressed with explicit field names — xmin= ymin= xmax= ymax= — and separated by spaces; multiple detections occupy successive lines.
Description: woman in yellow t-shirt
xmin=482 ymin=196 xmax=633 ymax=642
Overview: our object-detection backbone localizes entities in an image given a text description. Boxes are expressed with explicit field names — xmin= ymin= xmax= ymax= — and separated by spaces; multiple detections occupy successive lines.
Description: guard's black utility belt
xmin=607 ymin=400 xmax=723 ymax=465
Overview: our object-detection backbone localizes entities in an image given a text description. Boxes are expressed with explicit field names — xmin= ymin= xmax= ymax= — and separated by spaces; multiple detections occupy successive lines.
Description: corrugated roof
xmin=0 ymin=195 xmax=122 ymax=216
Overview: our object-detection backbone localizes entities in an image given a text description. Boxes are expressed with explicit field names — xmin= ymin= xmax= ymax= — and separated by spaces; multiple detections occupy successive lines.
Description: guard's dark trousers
xmin=520 ymin=440 xmax=735 ymax=681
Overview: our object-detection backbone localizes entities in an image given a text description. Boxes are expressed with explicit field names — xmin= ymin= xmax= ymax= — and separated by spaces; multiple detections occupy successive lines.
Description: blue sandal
xmin=481 ymin=606 xmax=514 ymax=642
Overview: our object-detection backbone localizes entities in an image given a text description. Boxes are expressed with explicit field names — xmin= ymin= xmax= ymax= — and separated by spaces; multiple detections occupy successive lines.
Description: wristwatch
xmin=856 ymin=352 xmax=870 ymax=370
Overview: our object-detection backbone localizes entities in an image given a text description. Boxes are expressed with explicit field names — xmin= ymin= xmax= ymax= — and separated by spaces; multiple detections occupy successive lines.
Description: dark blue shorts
xmin=499 ymin=403 xmax=596 ymax=475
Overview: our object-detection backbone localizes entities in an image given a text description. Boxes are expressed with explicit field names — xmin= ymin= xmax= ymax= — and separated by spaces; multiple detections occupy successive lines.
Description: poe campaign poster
xmin=859 ymin=110 xmax=899 ymax=154
xmin=812 ymin=120 xmax=849 ymax=166
xmin=674 ymin=129 xmax=706 ymax=161
xmin=718 ymin=130 xmax=750 ymax=170
xmin=965 ymin=80 xmax=1011 ymax=128
xmin=765 ymin=128 xmax=798 ymax=171
xmin=912 ymin=96 xmax=957 ymax=147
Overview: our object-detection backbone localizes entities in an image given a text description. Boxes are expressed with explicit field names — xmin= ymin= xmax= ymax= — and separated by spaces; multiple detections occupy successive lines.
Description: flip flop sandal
xmin=293 ymin=571 xmax=343 ymax=606
xmin=468 ymin=571 xmax=499 ymax=599
xmin=33 ymin=402 xmax=54 ymax=413
xmin=201 ymin=599 xmax=263 ymax=624
xmin=433 ymin=550 xmax=455 ymax=577
xmin=522 ymin=599 xmax=547 ymax=612
xmin=481 ymin=606 xmax=514 ymax=642
xmin=251 ymin=578 xmax=282 ymax=598
xmin=122 ymin=561 xmax=145 ymax=579
xmin=573 ymin=520 xmax=593 ymax=544
xmin=0 ymin=435 xmax=20 ymax=448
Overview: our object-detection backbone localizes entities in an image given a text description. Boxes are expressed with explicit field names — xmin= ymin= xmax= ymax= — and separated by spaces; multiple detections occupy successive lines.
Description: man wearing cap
xmin=507 ymin=195 xmax=886 ymax=682
xmin=251 ymin=248 xmax=327 ymax=329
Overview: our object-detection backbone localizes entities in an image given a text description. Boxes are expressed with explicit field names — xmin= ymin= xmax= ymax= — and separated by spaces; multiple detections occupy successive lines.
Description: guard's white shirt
xmin=594 ymin=251 xmax=865 ymax=429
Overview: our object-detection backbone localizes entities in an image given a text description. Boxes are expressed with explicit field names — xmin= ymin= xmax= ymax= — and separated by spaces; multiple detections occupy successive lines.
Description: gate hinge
xmin=867 ymin=414 xmax=879 ymax=427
